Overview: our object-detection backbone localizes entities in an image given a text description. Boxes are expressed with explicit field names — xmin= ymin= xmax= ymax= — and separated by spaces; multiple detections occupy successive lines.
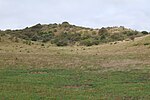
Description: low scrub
xmin=0 ymin=23 xmax=148 ymax=46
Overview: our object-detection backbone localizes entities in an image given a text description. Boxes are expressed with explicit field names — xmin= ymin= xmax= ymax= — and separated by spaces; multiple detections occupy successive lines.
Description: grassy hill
xmin=0 ymin=22 xmax=149 ymax=46
xmin=0 ymin=32 xmax=150 ymax=99
xmin=0 ymin=23 xmax=150 ymax=99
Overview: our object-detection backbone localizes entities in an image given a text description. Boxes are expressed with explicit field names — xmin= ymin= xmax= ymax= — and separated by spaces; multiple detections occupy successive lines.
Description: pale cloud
xmin=0 ymin=0 xmax=149 ymax=31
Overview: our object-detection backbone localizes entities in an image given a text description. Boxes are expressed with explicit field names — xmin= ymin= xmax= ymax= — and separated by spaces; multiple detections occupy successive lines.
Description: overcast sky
xmin=0 ymin=0 xmax=150 ymax=31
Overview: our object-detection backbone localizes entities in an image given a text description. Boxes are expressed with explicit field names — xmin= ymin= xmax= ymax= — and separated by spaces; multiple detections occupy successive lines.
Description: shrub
xmin=125 ymin=31 xmax=138 ymax=36
xmin=52 ymin=35 xmax=68 ymax=46
xmin=0 ymin=31 xmax=6 ymax=36
xmin=14 ymin=37 xmax=19 ymax=43
xmin=80 ymin=39 xmax=93 ymax=46
xmin=42 ymin=38 xmax=50 ymax=43
xmin=80 ymin=38 xmax=99 ymax=46
xmin=23 ymin=40 xmax=32 ymax=45
xmin=41 ymin=33 xmax=54 ymax=42
xmin=55 ymin=39 xmax=68 ymax=46
xmin=144 ymin=43 xmax=150 ymax=45
xmin=130 ymin=36 xmax=135 ymax=41
xmin=110 ymin=33 xmax=125 ymax=41
xmin=98 ymin=27 xmax=108 ymax=35
xmin=81 ymin=33 xmax=91 ymax=40
xmin=31 ymin=35 xmax=39 ymax=41
xmin=53 ymin=29 xmax=57 ymax=32
xmin=68 ymin=33 xmax=81 ymax=42
xmin=41 ymin=44 xmax=45 ymax=46
xmin=61 ymin=22 xmax=70 ymax=27
xmin=141 ymin=31 xmax=149 ymax=35
xmin=127 ymin=31 xmax=134 ymax=36
xmin=92 ymin=40 xmax=99 ymax=45
xmin=31 ymin=24 xmax=42 ymax=31
xmin=100 ymin=34 xmax=106 ymax=40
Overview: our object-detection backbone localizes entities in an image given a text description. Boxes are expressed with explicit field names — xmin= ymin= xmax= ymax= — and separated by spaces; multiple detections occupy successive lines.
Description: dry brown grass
xmin=0 ymin=35 xmax=150 ymax=71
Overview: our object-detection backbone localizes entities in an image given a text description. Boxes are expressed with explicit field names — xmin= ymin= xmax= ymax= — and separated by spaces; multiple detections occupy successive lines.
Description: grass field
xmin=0 ymin=35 xmax=150 ymax=99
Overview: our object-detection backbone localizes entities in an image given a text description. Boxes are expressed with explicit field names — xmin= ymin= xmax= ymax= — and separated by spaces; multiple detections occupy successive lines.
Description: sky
xmin=0 ymin=0 xmax=150 ymax=31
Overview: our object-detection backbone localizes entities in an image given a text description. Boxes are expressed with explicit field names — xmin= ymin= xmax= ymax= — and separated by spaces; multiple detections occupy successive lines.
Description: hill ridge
xmin=0 ymin=22 xmax=149 ymax=46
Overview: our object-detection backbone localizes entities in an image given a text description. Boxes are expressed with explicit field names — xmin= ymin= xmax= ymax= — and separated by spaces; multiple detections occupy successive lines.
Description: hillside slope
xmin=0 ymin=33 xmax=150 ymax=99
xmin=0 ymin=22 xmax=149 ymax=46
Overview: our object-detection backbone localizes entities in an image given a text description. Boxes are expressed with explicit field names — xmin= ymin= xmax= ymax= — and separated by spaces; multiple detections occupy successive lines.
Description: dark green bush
xmin=55 ymin=39 xmax=68 ymax=46
xmin=141 ymin=31 xmax=149 ymax=35
xmin=110 ymin=33 xmax=125 ymax=41
xmin=41 ymin=44 xmax=45 ymax=46
xmin=80 ymin=39 xmax=93 ymax=46
xmin=125 ymin=31 xmax=138 ymax=36
xmin=31 ymin=35 xmax=39 ymax=41
xmin=80 ymin=38 xmax=99 ymax=46
xmin=98 ymin=27 xmax=108 ymax=35
xmin=144 ymin=43 xmax=150 ymax=45
xmin=61 ymin=22 xmax=70 ymax=28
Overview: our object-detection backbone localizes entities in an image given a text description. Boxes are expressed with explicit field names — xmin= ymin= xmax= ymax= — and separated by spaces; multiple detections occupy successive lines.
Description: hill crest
xmin=0 ymin=22 xmax=149 ymax=46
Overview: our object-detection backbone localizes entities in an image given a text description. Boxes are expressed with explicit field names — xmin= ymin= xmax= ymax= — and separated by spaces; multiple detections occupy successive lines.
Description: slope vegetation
xmin=0 ymin=22 xmax=148 ymax=46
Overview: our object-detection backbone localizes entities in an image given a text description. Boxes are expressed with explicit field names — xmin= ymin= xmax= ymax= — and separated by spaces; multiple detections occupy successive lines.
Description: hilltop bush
xmin=98 ymin=27 xmax=108 ymax=35
xmin=141 ymin=31 xmax=149 ymax=35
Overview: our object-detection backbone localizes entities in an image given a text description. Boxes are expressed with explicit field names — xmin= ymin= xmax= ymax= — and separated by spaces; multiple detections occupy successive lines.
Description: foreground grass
xmin=0 ymin=67 xmax=150 ymax=100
